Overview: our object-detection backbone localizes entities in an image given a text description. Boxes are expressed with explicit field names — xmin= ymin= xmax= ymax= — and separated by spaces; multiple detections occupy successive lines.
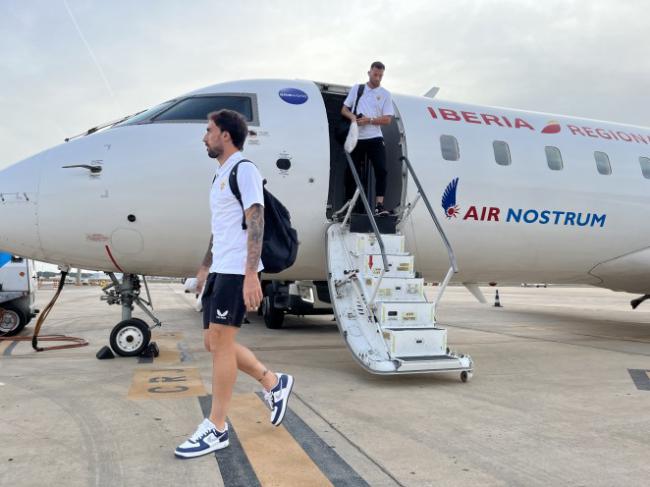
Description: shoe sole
xmin=272 ymin=375 xmax=294 ymax=427
xmin=174 ymin=440 xmax=230 ymax=458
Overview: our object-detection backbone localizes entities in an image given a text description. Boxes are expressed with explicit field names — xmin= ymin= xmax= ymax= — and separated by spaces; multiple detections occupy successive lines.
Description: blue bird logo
xmin=441 ymin=178 xmax=460 ymax=219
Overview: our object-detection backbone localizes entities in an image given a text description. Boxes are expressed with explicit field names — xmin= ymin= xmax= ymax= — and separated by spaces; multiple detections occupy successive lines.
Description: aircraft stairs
xmin=327 ymin=154 xmax=473 ymax=379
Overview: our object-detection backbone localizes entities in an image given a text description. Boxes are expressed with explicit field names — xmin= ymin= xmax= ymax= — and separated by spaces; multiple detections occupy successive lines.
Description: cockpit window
xmin=114 ymin=100 xmax=176 ymax=127
xmin=152 ymin=95 xmax=255 ymax=124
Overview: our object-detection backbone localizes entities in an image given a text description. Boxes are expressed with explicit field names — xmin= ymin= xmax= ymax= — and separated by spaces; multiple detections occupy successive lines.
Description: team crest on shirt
xmin=220 ymin=181 xmax=226 ymax=190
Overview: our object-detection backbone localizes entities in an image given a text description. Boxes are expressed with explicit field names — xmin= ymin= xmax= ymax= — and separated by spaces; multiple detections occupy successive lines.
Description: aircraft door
xmin=320 ymin=85 xmax=406 ymax=219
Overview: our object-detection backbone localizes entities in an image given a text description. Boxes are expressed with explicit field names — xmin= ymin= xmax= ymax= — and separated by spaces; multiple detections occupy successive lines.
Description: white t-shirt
xmin=209 ymin=152 xmax=265 ymax=275
xmin=344 ymin=83 xmax=394 ymax=140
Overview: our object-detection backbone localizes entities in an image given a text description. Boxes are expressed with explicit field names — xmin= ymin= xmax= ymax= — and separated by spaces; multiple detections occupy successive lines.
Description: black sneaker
xmin=374 ymin=204 xmax=390 ymax=217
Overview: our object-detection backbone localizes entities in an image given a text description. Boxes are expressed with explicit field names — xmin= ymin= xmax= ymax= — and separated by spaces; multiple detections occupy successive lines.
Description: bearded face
xmin=203 ymin=120 xmax=225 ymax=159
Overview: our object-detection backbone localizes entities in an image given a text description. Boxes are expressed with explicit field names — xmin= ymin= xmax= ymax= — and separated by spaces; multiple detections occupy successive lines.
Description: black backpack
xmin=228 ymin=160 xmax=299 ymax=273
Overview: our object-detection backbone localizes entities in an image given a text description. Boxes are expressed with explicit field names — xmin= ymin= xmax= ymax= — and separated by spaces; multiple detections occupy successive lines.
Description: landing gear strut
xmin=101 ymin=273 xmax=162 ymax=356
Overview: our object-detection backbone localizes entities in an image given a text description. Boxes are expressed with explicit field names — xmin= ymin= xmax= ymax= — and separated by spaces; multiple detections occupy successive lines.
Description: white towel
xmin=344 ymin=121 xmax=359 ymax=153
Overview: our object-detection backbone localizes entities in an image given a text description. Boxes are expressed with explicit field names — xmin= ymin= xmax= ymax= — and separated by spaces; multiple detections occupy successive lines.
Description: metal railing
xmin=398 ymin=155 xmax=459 ymax=316
xmin=340 ymin=151 xmax=389 ymax=307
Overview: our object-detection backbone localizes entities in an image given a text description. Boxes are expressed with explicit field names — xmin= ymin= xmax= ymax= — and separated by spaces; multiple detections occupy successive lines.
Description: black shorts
xmin=202 ymin=273 xmax=246 ymax=329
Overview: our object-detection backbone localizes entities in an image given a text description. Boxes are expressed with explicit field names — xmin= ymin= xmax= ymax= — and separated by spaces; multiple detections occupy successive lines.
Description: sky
xmin=1 ymin=0 xmax=649 ymax=170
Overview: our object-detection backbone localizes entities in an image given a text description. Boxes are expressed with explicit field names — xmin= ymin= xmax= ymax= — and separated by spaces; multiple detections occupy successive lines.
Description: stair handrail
xmin=343 ymin=151 xmax=389 ymax=307
xmin=400 ymin=155 xmax=458 ymax=272
xmin=399 ymin=156 xmax=458 ymax=315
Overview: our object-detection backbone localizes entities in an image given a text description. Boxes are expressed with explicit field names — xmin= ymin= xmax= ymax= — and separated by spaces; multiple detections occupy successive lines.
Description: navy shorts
xmin=202 ymin=273 xmax=246 ymax=329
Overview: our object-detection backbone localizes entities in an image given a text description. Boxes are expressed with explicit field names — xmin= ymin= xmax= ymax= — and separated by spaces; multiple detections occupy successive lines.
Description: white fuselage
xmin=1 ymin=79 xmax=648 ymax=293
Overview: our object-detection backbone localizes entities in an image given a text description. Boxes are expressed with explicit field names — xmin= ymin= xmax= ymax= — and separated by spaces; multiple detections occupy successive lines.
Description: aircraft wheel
xmin=460 ymin=370 xmax=473 ymax=383
xmin=110 ymin=318 xmax=151 ymax=356
xmin=262 ymin=294 xmax=284 ymax=329
xmin=0 ymin=303 xmax=27 ymax=337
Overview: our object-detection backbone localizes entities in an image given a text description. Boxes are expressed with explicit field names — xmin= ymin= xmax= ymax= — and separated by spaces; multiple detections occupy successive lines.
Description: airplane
xmin=1 ymin=78 xmax=649 ymax=375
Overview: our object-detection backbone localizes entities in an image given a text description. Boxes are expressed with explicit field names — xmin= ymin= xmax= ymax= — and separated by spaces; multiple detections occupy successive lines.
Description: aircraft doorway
xmin=319 ymin=84 xmax=406 ymax=221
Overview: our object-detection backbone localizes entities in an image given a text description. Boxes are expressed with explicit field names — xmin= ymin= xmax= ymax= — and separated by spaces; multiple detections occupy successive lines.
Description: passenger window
xmin=493 ymin=141 xmax=511 ymax=166
xmin=594 ymin=151 xmax=612 ymax=175
xmin=545 ymin=146 xmax=563 ymax=170
xmin=152 ymin=95 xmax=255 ymax=123
xmin=640 ymin=157 xmax=650 ymax=179
xmin=440 ymin=135 xmax=460 ymax=161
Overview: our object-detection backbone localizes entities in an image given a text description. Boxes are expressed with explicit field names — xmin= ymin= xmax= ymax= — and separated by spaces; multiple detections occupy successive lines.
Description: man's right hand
xmin=196 ymin=266 xmax=209 ymax=294
xmin=357 ymin=116 xmax=370 ymax=126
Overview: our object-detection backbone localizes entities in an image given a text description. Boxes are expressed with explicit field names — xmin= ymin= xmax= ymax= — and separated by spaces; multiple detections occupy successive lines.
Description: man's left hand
xmin=243 ymin=273 xmax=263 ymax=312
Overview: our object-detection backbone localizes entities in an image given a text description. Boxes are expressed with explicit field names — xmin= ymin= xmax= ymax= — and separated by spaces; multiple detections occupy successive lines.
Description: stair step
xmin=398 ymin=355 xmax=456 ymax=361
xmin=376 ymin=301 xmax=433 ymax=327
xmin=361 ymin=254 xmax=414 ymax=279
xmin=382 ymin=328 xmax=447 ymax=358
xmin=350 ymin=213 xmax=398 ymax=234
xmin=359 ymin=277 xmax=425 ymax=302
xmin=346 ymin=232 xmax=405 ymax=256
xmin=396 ymin=355 xmax=470 ymax=373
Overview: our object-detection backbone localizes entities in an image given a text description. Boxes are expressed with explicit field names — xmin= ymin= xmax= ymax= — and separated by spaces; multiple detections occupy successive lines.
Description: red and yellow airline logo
xmin=541 ymin=121 xmax=561 ymax=134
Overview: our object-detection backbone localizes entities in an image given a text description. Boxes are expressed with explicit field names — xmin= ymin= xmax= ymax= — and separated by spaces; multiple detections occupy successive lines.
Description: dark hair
xmin=207 ymin=109 xmax=248 ymax=150
xmin=370 ymin=61 xmax=385 ymax=70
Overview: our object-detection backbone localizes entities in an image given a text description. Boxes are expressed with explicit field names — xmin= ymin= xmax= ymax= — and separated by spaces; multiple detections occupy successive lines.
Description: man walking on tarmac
xmin=342 ymin=61 xmax=394 ymax=216
xmin=175 ymin=109 xmax=294 ymax=458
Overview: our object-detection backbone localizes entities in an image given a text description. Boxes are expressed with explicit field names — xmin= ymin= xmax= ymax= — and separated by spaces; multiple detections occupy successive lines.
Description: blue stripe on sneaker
xmin=271 ymin=374 xmax=293 ymax=426
xmin=198 ymin=395 xmax=262 ymax=487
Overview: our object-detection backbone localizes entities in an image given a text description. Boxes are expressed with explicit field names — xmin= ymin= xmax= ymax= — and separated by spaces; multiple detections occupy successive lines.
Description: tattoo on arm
xmin=202 ymin=235 xmax=213 ymax=268
xmin=245 ymin=204 xmax=264 ymax=273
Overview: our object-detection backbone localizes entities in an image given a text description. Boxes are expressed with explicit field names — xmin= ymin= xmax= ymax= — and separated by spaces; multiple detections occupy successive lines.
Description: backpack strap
xmin=229 ymin=159 xmax=253 ymax=231
xmin=352 ymin=83 xmax=365 ymax=115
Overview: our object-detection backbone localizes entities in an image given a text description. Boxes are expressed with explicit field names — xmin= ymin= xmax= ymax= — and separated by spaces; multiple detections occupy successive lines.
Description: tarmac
xmin=1 ymin=283 xmax=649 ymax=487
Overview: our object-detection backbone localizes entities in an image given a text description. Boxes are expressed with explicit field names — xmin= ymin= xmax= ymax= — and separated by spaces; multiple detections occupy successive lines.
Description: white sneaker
xmin=174 ymin=418 xmax=229 ymax=458
xmin=263 ymin=373 xmax=294 ymax=426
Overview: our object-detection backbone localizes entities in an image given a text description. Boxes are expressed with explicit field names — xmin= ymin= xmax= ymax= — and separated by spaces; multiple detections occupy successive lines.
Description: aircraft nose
xmin=0 ymin=157 xmax=43 ymax=259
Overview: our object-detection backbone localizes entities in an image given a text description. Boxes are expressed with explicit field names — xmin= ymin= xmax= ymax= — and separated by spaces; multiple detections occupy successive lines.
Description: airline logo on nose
xmin=441 ymin=178 xmax=606 ymax=228
xmin=279 ymin=88 xmax=309 ymax=105
xmin=0 ymin=252 xmax=12 ymax=268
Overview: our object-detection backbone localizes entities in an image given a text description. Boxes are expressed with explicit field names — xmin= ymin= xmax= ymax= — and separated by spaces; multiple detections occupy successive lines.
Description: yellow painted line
xmin=0 ymin=340 xmax=12 ymax=354
xmin=128 ymin=367 xmax=206 ymax=400
xmin=151 ymin=331 xmax=183 ymax=364
xmin=229 ymin=394 xmax=333 ymax=487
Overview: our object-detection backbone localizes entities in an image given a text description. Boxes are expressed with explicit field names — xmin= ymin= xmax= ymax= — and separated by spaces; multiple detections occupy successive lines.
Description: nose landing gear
xmin=102 ymin=273 xmax=161 ymax=356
